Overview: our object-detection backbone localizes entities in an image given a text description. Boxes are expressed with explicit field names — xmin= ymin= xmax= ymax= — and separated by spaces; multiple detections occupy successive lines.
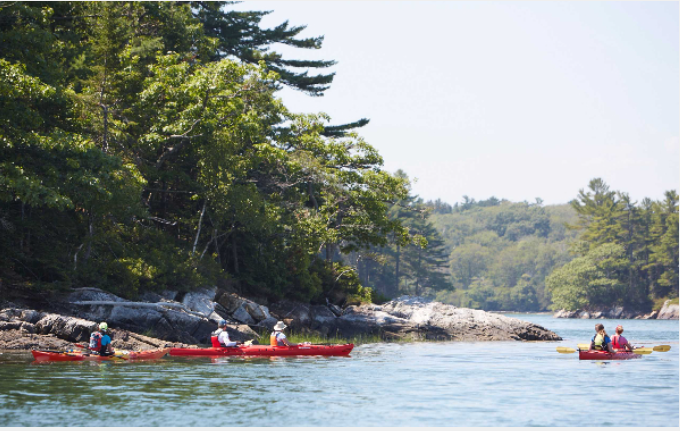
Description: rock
xmin=258 ymin=317 xmax=278 ymax=331
xmin=657 ymin=300 xmax=679 ymax=320
xmin=221 ymin=324 xmax=259 ymax=343
xmin=334 ymin=297 xmax=561 ymax=341
xmin=608 ymin=306 xmax=624 ymax=319
xmin=579 ymin=312 xmax=591 ymax=319
xmin=35 ymin=313 xmax=97 ymax=342
xmin=268 ymin=300 xmax=311 ymax=328
xmin=0 ymin=321 xmax=35 ymax=333
xmin=182 ymin=286 xmax=218 ymax=316
xmin=67 ymin=288 xmax=217 ymax=344
xmin=243 ymin=301 xmax=270 ymax=322
xmin=590 ymin=311 xmax=603 ymax=319
xmin=231 ymin=305 xmax=255 ymax=325
xmin=216 ymin=293 xmax=246 ymax=314
xmin=639 ymin=311 xmax=658 ymax=320
xmin=328 ymin=303 xmax=343 ymax=317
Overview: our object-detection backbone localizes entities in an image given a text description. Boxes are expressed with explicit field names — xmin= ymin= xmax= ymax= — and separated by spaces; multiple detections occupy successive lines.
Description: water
xmin=0 ymin=315 xmax=677 ymax=427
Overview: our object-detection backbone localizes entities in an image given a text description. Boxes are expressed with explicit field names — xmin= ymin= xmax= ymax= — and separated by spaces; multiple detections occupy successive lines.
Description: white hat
xmin=273 ymin=321 xmax=287 ymax=331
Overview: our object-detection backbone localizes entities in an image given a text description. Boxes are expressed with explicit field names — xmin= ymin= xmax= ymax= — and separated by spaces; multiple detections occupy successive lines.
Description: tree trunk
xmin=395 ymin=243 xmax=401 ymax=294
xmin=192 ymin=201 xmax=207 ymax=255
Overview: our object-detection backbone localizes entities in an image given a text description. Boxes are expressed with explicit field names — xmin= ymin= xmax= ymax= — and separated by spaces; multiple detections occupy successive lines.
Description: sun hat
xmin=99 ymin=322 xmax=108 ymax=331
xmin=273 ymin=321 xmax=287 ymax=331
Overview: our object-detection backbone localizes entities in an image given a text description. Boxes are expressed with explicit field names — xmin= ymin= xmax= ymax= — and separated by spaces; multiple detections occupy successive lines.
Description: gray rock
xmin=258 ymin=317 xmax=278 ymax=331
xmin=244 ymin=301 xmax=269 ymax=322
xmin=657 ymin=301 xmax=679 ymax=320
xmin=182 ymin=286 xmax=218 ymax=316
xmin=216 ymin=293 xmax=246 ymax=314
xmin=35 ymin=313 xmax=97 ymax=342
xmin=268 ymin=300 xmax=311 ymax=328
xmin=232 ymin=305 xmax=255 ymax=325
xmin=328 ymin=303 xmax=343 ymax=317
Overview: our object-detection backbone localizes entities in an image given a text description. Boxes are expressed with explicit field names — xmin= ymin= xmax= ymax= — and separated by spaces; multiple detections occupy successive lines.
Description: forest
xmin=1 ymin=3 xmax=677 ymax=312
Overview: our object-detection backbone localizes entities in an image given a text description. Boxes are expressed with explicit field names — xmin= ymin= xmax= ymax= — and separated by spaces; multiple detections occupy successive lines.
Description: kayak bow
xmin=31 ymin=348 xmax=170 ymax=362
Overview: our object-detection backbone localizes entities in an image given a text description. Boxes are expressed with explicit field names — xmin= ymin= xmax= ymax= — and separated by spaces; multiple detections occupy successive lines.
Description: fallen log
xmin=70 ymin=301 xmax=207 ymax=319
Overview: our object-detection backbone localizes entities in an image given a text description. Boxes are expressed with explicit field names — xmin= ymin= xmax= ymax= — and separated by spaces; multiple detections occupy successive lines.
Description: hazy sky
xmin=236 ymin=1 xmax=679 ymax=205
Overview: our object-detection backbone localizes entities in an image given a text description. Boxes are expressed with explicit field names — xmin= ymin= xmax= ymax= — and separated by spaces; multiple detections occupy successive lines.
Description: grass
xmin=652 ymin=296 xmax=679 ymax=311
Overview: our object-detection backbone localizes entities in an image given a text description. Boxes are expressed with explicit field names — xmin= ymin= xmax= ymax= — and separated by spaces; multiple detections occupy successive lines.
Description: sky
xmin=235 ymin=1 xmax=679 ymax=205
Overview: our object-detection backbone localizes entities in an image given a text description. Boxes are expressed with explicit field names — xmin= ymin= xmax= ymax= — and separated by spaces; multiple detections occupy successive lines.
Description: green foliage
xmin=0 ymin=2 xmax=407 ymax=304
xmin=430 ymin=200 xmax=578 ymax=311
xmin=546 ymin=179 xmax=678 ymax=311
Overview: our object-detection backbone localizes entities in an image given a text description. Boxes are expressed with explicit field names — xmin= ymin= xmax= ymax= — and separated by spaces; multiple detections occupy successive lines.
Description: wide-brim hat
xmin=273 ymin=321 xmax=287 ymax=331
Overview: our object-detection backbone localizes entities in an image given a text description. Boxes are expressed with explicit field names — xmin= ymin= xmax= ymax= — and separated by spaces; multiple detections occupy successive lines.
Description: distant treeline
xmin=546 ymin=179 xmax=678 ymax=312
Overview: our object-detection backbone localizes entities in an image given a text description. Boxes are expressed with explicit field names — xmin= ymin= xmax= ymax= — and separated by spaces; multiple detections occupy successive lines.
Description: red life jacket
xmin=89 ymin=331 xmax=102 ymax=351
xmin=612 ymin=334 xmax=622 ymax=349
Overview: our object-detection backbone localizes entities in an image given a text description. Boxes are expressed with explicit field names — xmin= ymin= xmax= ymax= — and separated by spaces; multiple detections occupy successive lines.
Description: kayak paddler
xmin=589 ymin=323 xmax=613 ymax=352
xmin=214 ymin=320 xmax=239 ymax=347
xmin=611 ymin=325 xmax=634 ymax=352
xmin=89 ymin=322 xmax=114 ymax=356
xmin=270 ymin=321 xmax=297 ymax=347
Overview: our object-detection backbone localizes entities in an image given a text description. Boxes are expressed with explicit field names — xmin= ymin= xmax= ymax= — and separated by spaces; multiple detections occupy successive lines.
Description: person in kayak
xmin=611 ymin=325 xmax=634 ymax=352
xmin=89 ymin=322 xmax=114 ymax=356
xmin=270 ymin=321 xmax=297 ymax=347
xmin=589 ymin=323 xmax=613 ymax=352
xmin=213 ymin=320 xmax=239 ymax=347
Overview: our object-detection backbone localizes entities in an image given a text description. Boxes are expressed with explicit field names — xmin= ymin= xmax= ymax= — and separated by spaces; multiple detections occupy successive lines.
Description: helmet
xmin=219 ymin=320 xmax=227 ymax=327
xmin=99 ymin=322 xmax=108 ymax=331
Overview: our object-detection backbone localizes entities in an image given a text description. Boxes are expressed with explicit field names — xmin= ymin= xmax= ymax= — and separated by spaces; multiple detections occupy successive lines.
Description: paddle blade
xmin=632 ymin=348 xmax=653 ymax=355
xmin=653 ymin=345 xmax=671 ymax=352
xmin=577 ymin=344 xmax=590 ymax=350
xmin=556 ymin=347 xmax=576 ymax=354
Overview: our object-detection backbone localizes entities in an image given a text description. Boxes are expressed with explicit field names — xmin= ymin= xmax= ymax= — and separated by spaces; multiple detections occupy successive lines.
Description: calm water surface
xmin=0 ymin=314 xmax=677 ymax=426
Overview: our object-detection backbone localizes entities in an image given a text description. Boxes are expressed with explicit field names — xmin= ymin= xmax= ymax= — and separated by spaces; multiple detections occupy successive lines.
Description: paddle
xmin=577 ymin=343 xmax=671 ymax=353
xmin=557 ymin=346 xmax=652 ymax=355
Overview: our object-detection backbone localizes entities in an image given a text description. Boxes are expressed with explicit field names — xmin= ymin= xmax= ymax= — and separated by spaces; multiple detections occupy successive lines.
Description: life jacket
xmin=89 ymin=331 xmax=102 ymax=352
xmin=612 ymin=334 xmax=623 ymax=350
xmin=270 ymin=332 xmax=285 ymax=346
xmin=211 ymin=335 xmax=221 ymax=348
xmin=593 ymin=333 xmax=608 ymax=350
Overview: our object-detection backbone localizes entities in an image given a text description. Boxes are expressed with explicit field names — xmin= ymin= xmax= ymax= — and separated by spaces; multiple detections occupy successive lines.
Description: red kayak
xmin=31 ymin=348 xmax=170 ymax=362
xmin=578 ymin=349 xmax=642 ymax=361
xmin=169 ymin=344 xmax=354 ymax=357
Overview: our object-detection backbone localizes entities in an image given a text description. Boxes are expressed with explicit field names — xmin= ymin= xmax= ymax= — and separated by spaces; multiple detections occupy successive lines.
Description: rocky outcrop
xmin=268 ymin=296 xmax=561 ymax=341
xmin=66 ymin=287 xmax=257 ymax=344
xmin=554 ymin=304 xmax=676 ymax=320
xmin=0 ymin=308 xmax=194 ymax=351
xmin=657 ymin=300 xmax=679 ymax=320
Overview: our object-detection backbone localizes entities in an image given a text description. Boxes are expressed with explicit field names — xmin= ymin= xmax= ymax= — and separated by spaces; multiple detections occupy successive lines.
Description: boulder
xmin=216 ymin=293 xmax=247 ymax=314
xmin=231 ymin=305 xmax=255 ymax=325
xmin=639 ymin=311 xmax=658 ymax=320
xmin=327 ymin=303 xmax=343 ymax=317
xmin=35 ymin=313 xmax=97 ymax=342
xmin=268 ymin=300 xmax=311 ymax=328
xmin=258 ymin=317 xmax=278 ymax=331
xmin=182 ymin=286 xmax=218 ymax=316
xmin=657 ymin=300 xmax=679 ymax=320
xmin=67 ymin=288 xmax=217 ymax=344
xmin=243 ymin=301 xmax=270 ymax=322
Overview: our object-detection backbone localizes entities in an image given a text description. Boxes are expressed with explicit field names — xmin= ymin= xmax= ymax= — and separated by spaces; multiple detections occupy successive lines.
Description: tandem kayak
xmin=169 ymin=344 xmax=354 ymax=357
xmin=578 ymin=350 xmax=642 ymax=361
xmin=31 ymin=348 xmax=170 ymax=362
